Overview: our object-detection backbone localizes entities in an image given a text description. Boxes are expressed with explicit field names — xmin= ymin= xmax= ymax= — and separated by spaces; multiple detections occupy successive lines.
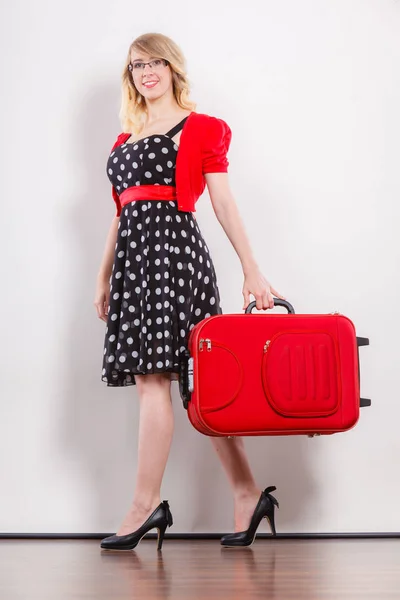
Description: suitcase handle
xmin=356 ymin=337 xmax=371 ymax=408
xmin=245 ymin=298 xmax=296 ymax=314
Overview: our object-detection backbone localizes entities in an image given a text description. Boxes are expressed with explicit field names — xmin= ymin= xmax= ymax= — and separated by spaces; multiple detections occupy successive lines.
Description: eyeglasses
xmin=128 ymin=59 xmax=169 ymax=73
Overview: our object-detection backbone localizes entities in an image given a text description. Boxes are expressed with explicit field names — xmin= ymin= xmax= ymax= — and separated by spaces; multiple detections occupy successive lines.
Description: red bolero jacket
xmin=110 ymin=111 xmax=232 ymax=216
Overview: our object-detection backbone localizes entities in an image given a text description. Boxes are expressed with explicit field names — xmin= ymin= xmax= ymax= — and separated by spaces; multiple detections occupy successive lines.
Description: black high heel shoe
xmin=220 ymin=486 xmax=279 ymax=548
xmin=100 ymin=500 xmax=173 ymax=551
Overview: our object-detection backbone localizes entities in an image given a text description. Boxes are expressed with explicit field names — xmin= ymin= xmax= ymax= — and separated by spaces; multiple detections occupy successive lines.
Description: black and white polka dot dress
xmin=101 ymin=116 xmax=223 ymax=387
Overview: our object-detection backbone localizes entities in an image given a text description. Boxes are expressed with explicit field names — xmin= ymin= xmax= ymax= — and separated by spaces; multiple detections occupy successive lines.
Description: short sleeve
xmin=202 ymin=117 xmax=232 ymax=174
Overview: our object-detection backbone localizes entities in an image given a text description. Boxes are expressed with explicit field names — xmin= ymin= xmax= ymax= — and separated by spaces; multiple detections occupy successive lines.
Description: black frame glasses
xmin=128 ymin=59 xmax=169 ymax=73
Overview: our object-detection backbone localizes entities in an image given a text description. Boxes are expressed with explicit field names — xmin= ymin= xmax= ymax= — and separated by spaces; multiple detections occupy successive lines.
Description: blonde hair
xmin=119 ymin=32 xmax=197 ymax=134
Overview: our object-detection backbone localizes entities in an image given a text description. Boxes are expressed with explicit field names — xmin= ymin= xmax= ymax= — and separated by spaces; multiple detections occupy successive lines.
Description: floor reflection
xmin=101 ymin=548 xmax=172 ymax=599
xmin=100 ymin=540 xmax=277 ymax=599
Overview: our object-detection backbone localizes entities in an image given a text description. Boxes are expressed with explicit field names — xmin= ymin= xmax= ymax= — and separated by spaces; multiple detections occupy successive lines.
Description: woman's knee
xmin=135 ymin=372 xmax=172 ymax=398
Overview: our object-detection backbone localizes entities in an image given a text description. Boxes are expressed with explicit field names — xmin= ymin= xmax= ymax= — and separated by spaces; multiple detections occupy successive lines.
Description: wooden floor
xmin=1 ymin=538 xmax=399 ymax=599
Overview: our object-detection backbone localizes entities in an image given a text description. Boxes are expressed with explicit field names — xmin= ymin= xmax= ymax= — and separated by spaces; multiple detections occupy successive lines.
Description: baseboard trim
xmin=1 ymin=532 xmax=400 ymax=540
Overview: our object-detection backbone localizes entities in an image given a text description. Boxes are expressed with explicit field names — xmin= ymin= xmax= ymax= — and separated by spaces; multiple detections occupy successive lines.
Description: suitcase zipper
xmin=199 ymin=338 xmax=212 ymax=351
xmin=201 ymin=316 xmax=340 ymax=352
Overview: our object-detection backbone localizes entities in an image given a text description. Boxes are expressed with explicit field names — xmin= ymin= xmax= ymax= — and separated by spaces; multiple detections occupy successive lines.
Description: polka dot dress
xmin=101 ymin=116 xmax=223 ymax=386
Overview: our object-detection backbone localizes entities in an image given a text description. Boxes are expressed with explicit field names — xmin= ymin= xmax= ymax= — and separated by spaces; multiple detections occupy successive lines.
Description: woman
xmin=94 ymin=32 xmax=285 ymax=550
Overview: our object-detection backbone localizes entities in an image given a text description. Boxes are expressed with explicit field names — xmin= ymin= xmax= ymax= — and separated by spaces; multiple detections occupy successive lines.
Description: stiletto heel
xmin=157 ymin=523 xmax=167 ymax=551
xmin=100 ymin=500 xmax=173 ymax=551
xmin=265 ymin=506 xmax=276 ymax=536
xmin=220 ymin=486 xmax=279 ymax=548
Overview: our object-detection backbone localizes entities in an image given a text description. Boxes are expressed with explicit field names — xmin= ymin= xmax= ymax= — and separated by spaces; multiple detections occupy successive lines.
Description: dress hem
xmin=101 ymin=368 xmax=181 ymax=387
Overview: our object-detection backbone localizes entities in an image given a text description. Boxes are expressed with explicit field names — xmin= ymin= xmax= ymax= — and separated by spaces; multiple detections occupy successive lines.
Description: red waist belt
xmin=119 ymin=185 xmax=177 ymax=208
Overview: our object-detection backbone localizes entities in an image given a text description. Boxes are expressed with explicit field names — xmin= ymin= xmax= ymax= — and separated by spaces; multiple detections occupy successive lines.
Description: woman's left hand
xmin=242 ymin=266 xmax=286 ymax=311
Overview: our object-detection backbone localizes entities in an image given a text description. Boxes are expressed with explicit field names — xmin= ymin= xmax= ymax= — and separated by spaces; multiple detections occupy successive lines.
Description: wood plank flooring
xmin=0 ymin=539 xmax=399 ymax=599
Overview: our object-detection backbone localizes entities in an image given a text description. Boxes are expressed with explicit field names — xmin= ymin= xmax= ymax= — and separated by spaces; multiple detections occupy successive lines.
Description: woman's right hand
xmin=94 ymin=276 xmax=110 ymax=323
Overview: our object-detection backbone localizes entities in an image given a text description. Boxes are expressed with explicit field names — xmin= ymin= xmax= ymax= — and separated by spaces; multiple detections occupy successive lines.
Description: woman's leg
xmin=210 ymin=436 xmax=263 ymax=532
xmin=116 ymin=372 xmax=174 ymax=536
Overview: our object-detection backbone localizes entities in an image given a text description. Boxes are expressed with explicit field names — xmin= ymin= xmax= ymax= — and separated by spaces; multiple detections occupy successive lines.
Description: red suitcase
xmin=179 ymin=299 xmax=370 ymax=437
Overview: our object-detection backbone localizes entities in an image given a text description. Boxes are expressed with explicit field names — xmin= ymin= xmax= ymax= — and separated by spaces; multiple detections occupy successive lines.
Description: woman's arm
xmin=94 ymin=215 xmax=120 ymax=321
xmin=204 ymin=172 xmax=285 ymax=310
xmin=97 ymin=215 xmax=120 ymax=281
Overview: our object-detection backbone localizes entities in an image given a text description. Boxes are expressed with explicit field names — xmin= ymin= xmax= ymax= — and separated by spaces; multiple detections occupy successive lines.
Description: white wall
xmin=1 ymin=0 xmax=399 ymax=534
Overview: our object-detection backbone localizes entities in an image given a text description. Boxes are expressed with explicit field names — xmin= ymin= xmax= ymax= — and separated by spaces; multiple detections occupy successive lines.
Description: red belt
xmin=119 ymin=185 xmax=177 ymax=208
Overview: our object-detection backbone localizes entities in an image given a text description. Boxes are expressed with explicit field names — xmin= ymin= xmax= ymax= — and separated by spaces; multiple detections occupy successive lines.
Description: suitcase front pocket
xmin=261 ymin=331 xmax=341 ymax=418
xmin=197 ymin=340 xmax=243 ymax=413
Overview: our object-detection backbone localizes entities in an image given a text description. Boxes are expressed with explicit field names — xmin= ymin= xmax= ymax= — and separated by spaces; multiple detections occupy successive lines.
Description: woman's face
xmin=129 ymin=49 xmax=172 ymax=99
